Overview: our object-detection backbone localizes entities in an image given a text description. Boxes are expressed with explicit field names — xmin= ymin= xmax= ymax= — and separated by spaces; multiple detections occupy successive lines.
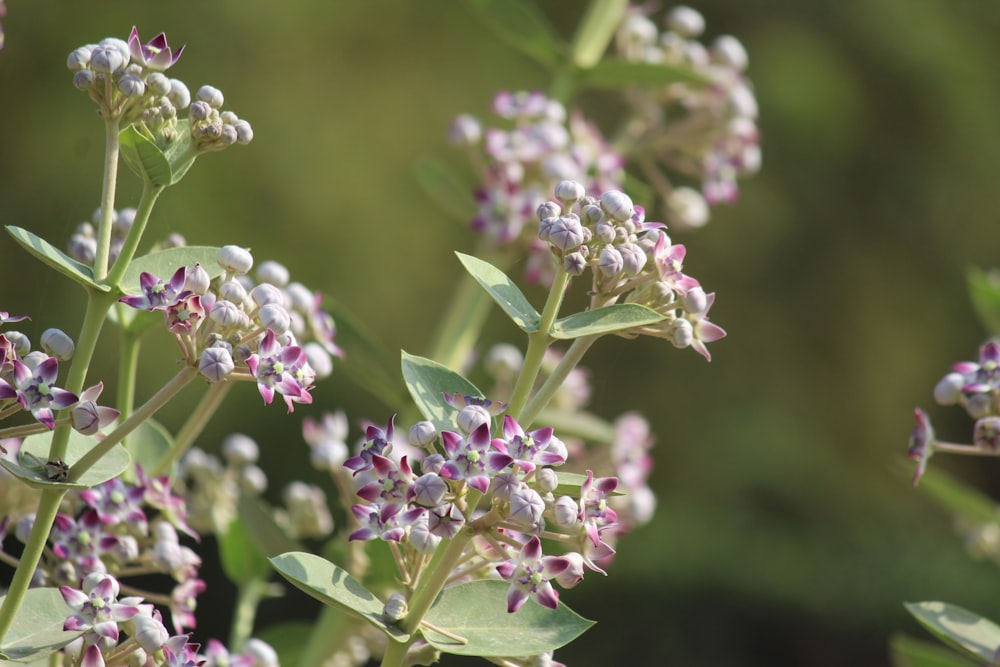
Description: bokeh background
xmin=4 ymin=1 xmax=1000 ymax=665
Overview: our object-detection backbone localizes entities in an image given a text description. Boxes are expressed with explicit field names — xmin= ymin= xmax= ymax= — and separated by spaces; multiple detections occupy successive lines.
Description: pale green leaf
xmin=401 ymin=351 xmax=485 ymax=432
xmin=551 ymin=303 xmax=665 ymax=339
xmin=220 ymin=515 xmax=272 ymax=583
xmin=124 ymin=418 xmax=175 ymax=479
xmin=915 ymin=468 xmax=999 ymax=526
xmin=456 ymin=253 xmax=540 ymax=333
xmin=0 ymin=430 xmax=129 ymax=490
xmin=889 ymin=633 xmax=979 ymax=667
xmin=238 ymin=493 xmax=304 ymax=559
xmin=0 ymin=588 xmax=83 ymax=662
xmin=269 ymin=552 xmax=409 ymax=642
xmin=119 ymin=125 xmax=172 ymax=187
xmin=414 ymin=157 xmax=477 ymax=223
xmin=5 ymin=226 xmax=108 ymax=292
xmin=161 ymin=119 xmax=199 ymax=185
xmin=422 ymin=579 xmax=594 ymax=656
xmin=905 ymin=601 xmax=1000 ymax=664
xmin=119 ymin=246 xmax=224 ymax=295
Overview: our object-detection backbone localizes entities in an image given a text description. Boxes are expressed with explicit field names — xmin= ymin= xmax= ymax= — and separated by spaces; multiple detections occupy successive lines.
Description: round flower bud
xmin=118 ymin=73 xmax=146 ymax=98
xmin=219 ymin=279 xmax=249 ymax=305
xmin=285 ymin=282 xmax=313 ymax=311
xmin=243 ymin=639 xmax=279 ymax=667
xmin=40 ymin=328 xmax=74 ymax=360
xmin=310 ymin=439 xmax=347 ymax=471
xmin=666 ymin=6 xmax=705 ymax=38
xmin=967 ymin=394 xmax=993 ymax=419
xmin=218 ymin=245 xmax=254 ymax=274
xmin=681 ymin=286 xmax=708 ymax=314
xmin=671 ymin=319 xmax=694 ymax=349
xmin=537 ymin=201 xmax=562 ymax=221
xmin=131 ymin=614 xmax=169 ymax=653
xmin=712 ymin=34 xmax=749 ymax=71
xmin=421 ymin=453 xmax=446 ymax=475
xmin=408 ymin=516 xmax=441 ymax=554
xmin=223 ymin=433 xmax=259 ymax=465
xmin=196 ymin=85 xmax=225 ymax=108
xmin=544 ymin=435 xmax=568 ymax=463
xmin=564 ymin=252 xmax=587 ymax=276
xmin=20 ymin=351 xmax=48 ymax=371
xmin=553 ymin=495 xmax=579 ymax=527
xmin=449 ymin=114 xmax=481 ymax=145
xmin=4 ymin=331 xmax=30 ymax=357
xmin=234 ymin=120 xmax=254 ymax=145
xmin=199 ymin=346 xmax=235 ymax=382
xmin=618 ymin=242 xmax=647 ymax=276
xmin=258 ymin=303 xmax=291 ymax=335
xmin=412 ymin=472 xmax=448 ymax=507
xmin=509 ymin=487 xmax=545 ymax=528
xmin=554 ymin=180 xmax=585 ymax=206
xmin=99 ymin=37 xmax=130 ymax=64
xmin=304 ymin=343 xmax=333 ymax=380
xmin=485 ymin=343 xmax=523 ymax=380
xmin=456 ymin=405 xmax=491 ymax=434
xmin=933 ymin=372 xmax=966 ymax=406
xmin=257 ymin=260 xmax=290 ymax=287
xmin=383 ymin=593 xmax=408 ymax=624
xmin=181 ymin=263 xmax=211 ymax=296
xmin=554 ymin=551 xmax=585 ymax=589
xmin=189 ymin=100 xmax=212 ymax=121
xmin=73 ymin=70 xmax=96 ymax=90
xmin=168 ymin=79 xmax=191 ymax=109
xmin=210 ymin=300 xmax=243 ymax=328
xmin=127 ymin=649 xmax=148 ymax=667
xmin=668 ymin=187 xmax=709 ymax=229
xmin=598 ymin=246 xmax=624 ymax=277
xmin=975 ymin=417 xmax=1000 ymax=450
xmin=490 ymin=471 xmax=522 ymax=502
xmin=548 ymin=216 xmax=585 ymax=252
xmin=219 ymin=124 xmax=239 ymax=146
xmin=534 ymin=467 xmax=559 ymax=493
xmin=107 ymin=535 xmax=140 ymax=564
xmin=408 ymin=420 xmax=438 ymax=448
xmin=251 ymin=283 xmax=285 ymax=307
xmin=240 ymin=465 xmax=268 ymax=495
xmin=600 ymin=191 xmax=635 ymax=223
xmin=67 ymin=46 xmax=94 ymax=71
xmin=89 ymin=44 xmax=125 ymax=74
xmin=145 ymin=71 xmax=171 ymax=96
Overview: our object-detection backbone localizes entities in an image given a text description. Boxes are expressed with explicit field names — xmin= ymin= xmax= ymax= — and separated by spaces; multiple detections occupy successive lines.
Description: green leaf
xmin=414 ymin=157 xmax=477 ymax=223
xmin=253 ymin=621 xmax=315 ymax=667
xmin=401 ymin=351 xmax=485 ymax=432
xmin=0 ymin=430 xmax=130 ymax=490
xmin=105 ymin=303 xmax=162 ymax=335
xmin=269 ymin=551 xmax=409 ymax=642
xmin=219 ymin=515 xmax=272 ymax=583
xmin=535 ymin=408 xmax=616 ymax=444
xmin=577 ymin=58 xmax=708 ymax=88
xmin=323 ymin=297 xmax=408 ymax=409
xmin=967 ymin=267 xmax=1000 ymax=336
xmin=0 ymin=588 xmax=83 ymax=662
xmin=237 ymin=493 xmax=304 ymax=559
xmin=119 ymin=246 xmax=224 ymax=295
xmin=5 ymin=226 xmax=108 ymax=292
xmin=916 ymin=468 xmax=1000 ymax=526
xmin=160 ymin=119 xmax=199 ymax=185
xmin=889 ymin=633 xmax=979 ymax=667
xmin=466 ymin=0 xmax=564 ymax=67
xmin=422 ymin=579 xmax=594 ymax=656
xmin=120 ymin=125 xmax=172 ymax=187
xmin=552 ymin=303 xmax=665 ymax=339
xmin=455 ymin=253 xmax=540 ymax=333
xmin=124 ymin=418 xmax=175 ymax=479
xmin=905 ymin=601 xmax=1000 ymax=664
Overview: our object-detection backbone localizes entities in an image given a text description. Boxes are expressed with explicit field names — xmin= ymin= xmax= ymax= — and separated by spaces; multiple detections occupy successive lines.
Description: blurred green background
xmin=4 ymin=1 xmax=1000 ymax=665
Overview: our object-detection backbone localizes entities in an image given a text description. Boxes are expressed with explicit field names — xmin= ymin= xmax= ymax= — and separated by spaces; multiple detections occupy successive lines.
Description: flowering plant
xmin=0 ymin=2 xmax=758 ymax=666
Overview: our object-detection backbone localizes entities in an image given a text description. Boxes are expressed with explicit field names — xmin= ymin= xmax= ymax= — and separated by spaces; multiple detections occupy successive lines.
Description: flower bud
xmin=509 ymin=487 xmax=545 ymax=528
xmin=210 ymin=300 xmax=243 ymax=329
xmin=547 ymin=216 xmax=585 ymax=251
xmin=258 ymin=303 xmax=291 ymax=334
xmin=408 ymin=516 xmax=441 ymax=554
xmin=304 ymin=343 xmax=333 ymax=380
xmin=243 ymin=639 xmax=279 ymax=667
xmin=564 ymin=252 xmax=587 ymax=276
xmin=145 ymin=72 xmax=171 ymax=96
xmin=73 ymin=70 xmax=96 ymax=90
xmin=40 ymin=328 xmax=74 ymax=360
xmin=118 ymin=73 xmax=146 ymax=97
xmin=383 ymin=593 xmax=408 ymax=624
xmin=67 ymin=46 xmax=94 ymax=71
xmin=222 ymin=433 xmax=259 ymax=465
xmin=553 ymin=495 xmax=579 ymax=527
xmin=619 ymin=242 xmax=647 ymax=275
xmin=90 ymin=44 xmax=125 ymax=74
xmin=600 ymin=191 xmax=635 ymax=223
xmin=681 ymin=286 xmax=708 ymax=314
xmin=190 ymin=100 xmax=212 ymax=121
xmin=537 ymin=201 xmax=562 ymax=221
xmin=671 ymin=319 xmax=694 ymax=349
xmin=218 ymin=245 xmax=253 ymax=274
xmin=240 ymin=465 xmax=268 ymax=495
xmin=168 ymin=79 xmax=191 ymax=109
xmin=408 ymin=420 xmax=438 ymax=447
xmin=554 ymin=180 xmax=585 ymax=206
xmin=421 ymin=453 xmax=446 ymax=474
xmin=449 ymin=114 xmax=482 ymax=145
xmin=456 ymin=405 xmax=491 ymax=434
xmin=933 ymin=372 xmax=965 ymax=406
xmin=251 ymin=283 xmax=285 ymax=307
xmin=183 ymin=263 xmax=211 ymax=296
xmin=234 ymin=120 xmax=254 ymax=145
xmin=4 ymin=331 xmax=30 ymax=357
xmin=975 ymin=417 xmax=1000 ymax=450
xmin=666 ymin=6 xmax=705 ymax=38
xmin=534 ymin=467 xmax=559 ymax=493
xmin=967 ymin=394 xmax=993 ymax=419
xmin=668 ymin=187 xmax=709 ymax=229
xmin=598 ymin=246 xmax=624 ymax=277
xmin=131 ymin=614 xmax=169 ymax=652
xmin=199 ymin=346 xmax=235 ymax=382
xmin=220 ymin=124 xmax=239 ymax=146
xmin=554 ymin=551 xmax=585 ymax=589
xmin=412 ymin=472 xmax=448 ymax=507
xmin=257 ymin=260 xmax=290 ymax=287
xmin=712 ymin=35 xmax=749 ymax=71
xmin=196 ymin=85 xmax=225 ymax=108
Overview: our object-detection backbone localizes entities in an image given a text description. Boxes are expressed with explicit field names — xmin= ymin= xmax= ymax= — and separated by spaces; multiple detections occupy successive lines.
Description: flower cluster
xmin=117 ymin=245 xmax=341 ymax=412
xmin=907 ymin=340 xmax=1000 ymax=485
xmin=451 ymin=90 xmax=625 ymax=284
xmin=67 ymin=27 xmax=251 ymax=151
xmin=615 ymin=5 xmax=760 ymax=228
xmin=539 ymin=181 xmax=725 ymax=359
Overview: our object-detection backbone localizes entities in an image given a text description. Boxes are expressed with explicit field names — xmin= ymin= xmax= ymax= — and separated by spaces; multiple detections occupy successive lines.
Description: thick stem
xmin=116 ymin=324 xmax=141 ymax=421
xmin=93 ymin=117 xmax=122 ymax=282
xmin=229 ymin=577 xmax=268 ymax=652
xmin=105 ymin=182 xmax=164 ymax=289
xmin=68 ymin=367 xmax=199 ymax=482
xmin=296 ymin=607 xmax=353 ymax=667
xmin=569 ymin=0 xmax=628 ymax=69
xmin=0 ymin=488 xmax=66 ymax=644
xmin=520 ymin=334 xmax=599 ymax=427
xmin=150 ymin=381 xmax=232 ymax=477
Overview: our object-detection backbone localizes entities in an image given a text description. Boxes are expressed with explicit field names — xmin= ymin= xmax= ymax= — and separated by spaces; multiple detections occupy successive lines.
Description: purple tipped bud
xmin=548 ymin=216 xmax=585 ymax=251
xmin=456 ymin=405 xmax=491 ymax=434
xmin=73 ymin=70 xmax=96 ymax=90
xmin=412 ymin=472 xmax=448 ymax=507
xmin=564 ymin=252 xmax=587 ymax=276
xmin=67 ymin=46 xmax=93 ymax=71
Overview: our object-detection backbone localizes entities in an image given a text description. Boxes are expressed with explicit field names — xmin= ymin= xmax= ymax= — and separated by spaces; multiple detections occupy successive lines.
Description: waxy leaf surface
xmin=5 ymin=226 xmax=107 ymax=293
xmin=551 ymin=303 xmax=665 ymax=340
xmin=905 ymin=601 xmax=1000 ymax=664
xmin=456 ymin=253 xmax=540 ymax=333
xmin=402 ymin=351 xmax=485 ymax=433
xmin=0 ymin=431 xmax=129 ymax=490
xmin=119 ymin=246 xmax=224 ymax=295
xmin=0 ymin=588 xmax=83 ymax=661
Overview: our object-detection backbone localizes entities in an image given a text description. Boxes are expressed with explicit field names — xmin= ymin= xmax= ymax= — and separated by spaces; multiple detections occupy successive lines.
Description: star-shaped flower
xmin=128 ymin=26 xmax=185 ymax=71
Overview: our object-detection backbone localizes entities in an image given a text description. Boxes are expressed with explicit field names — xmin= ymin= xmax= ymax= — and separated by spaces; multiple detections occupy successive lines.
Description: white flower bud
xmin=257 ymin=260 xmax=290 ymax=287
xmin=199 ymin=346 xmax=235 ymax=382
xmin=304 ymin=343 xmax=333 ymax=380
xmin=243 ymin=639 xmax=279 ymax=667
xmin=671 ymin=319 xmax=694 ymax=349
xmin=600 ymin=191 xmax=635 ymax=223
xmin=99 ymin=37 xmax=130 ymax=65
xmin=118 ymin=74 xmax=146 ymax=97
xmin=553 ymin=495 xmax=579 ymax=527
xmin=240 ymin=465 xmax=268 ymax=495
xmin=383 ymin=593 xmax=408 ymax=623
xmin=554 ymin=551 xmax=585 ymax=589
xmin=250 ymin=283 xmax=285 ymax=307
xmin=456 ymin=405 xmax=490 ymax=434
xmin=666 ymin=6 xmax=705 ymax=38
xmin=668 ymin=187 xmax=709 ymax=229
xmin=89 ymin=45 xmax=125 ymax=74
xmin=712 ymin=35 xmax=749 ymax=71
xmin=130 ymin=614 xmax=169 ymax=653
xmin=967 ymin=394 xmax=993 ymax=419
xmin=40 ymin=328 xmax=74 ymax=360
xmin=258 ymin=303 xmax=291 ymax=334
xmin=681 ymin=286 xmax=708 ymax=314
xmin=408 ymin=421 xmax=438 ymax=447
xmin=218 ymin=245 xmax=253 ymax=274
xmin=534 ymin=467 xmax=559 ymax=493
xmin=554 ymin=180 xmax=585 ymax=206
xmin=449 ymin=114 xmax=481 ymax=145
xmin=196 ymin=85 xmax=225 ymax=108
xmin=934 ymin=372 xmax=966 ymax=405
xmin=234 ymin=120 xmax=254 ymax=145
xmin=222 ymin=433 xmax=259 ymax=465
xmin=73 ymin=70 xmax=96 ymax=90
xmin=4 ymin=331 xmax=30 ymax=356
xmin=485 ymin=343 xmax=522 ymax=380
xmin=168 ymin=79 xmax=191 ymax=109
xmin=67 ymin=46 xmax=94 ymax=71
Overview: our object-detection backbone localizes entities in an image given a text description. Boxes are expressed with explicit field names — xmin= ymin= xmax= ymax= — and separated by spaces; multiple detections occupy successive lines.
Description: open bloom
xmin=0 ymin=357 xmax=78 ymax=428
xmin=246 ymin=330 xmax=314 ymax=413
xmin=496 ymin=536 xmax=571 ymax=612
xmin=128 ymin=26 xmax=184 ymax=71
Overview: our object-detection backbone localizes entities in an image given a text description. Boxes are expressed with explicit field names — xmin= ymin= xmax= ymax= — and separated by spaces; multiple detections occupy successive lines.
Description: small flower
xmin=128 ymin=26 xmax=184 ymax=71
xmin=0 ymin=357 xmax=78 ymax=428
xmin=246 ymin=330 xmax=314 ymax=412
xmin=908 ymin=408 xmax=935 ymax=486
xmin=439 ymin=423 xmax=513 ymax=494
xmin=71 ymin=383 xmax=120 ymax=436
xmin=496 ymin=536 xmax=571 ymax=612
xmin=119 ymin=267 xmax=190 ymax=311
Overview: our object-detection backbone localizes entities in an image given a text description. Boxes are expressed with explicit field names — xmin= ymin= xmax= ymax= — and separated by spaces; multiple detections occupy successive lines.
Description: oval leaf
xmin=238 ymin=493 xmax=304 ymax=559
xmin=456 ymin=253 xmax=539 ymax=333
xmin=422 ymin=579 xmax=594 ymax=656
xmin=120 ymin=125 xmax=172 ymax=187
xmin=119 ymin=246 xmax=224 ymax=295
xmin=401 ymin=351 xmax=485 ymax=432
xmin=466 ymin=0 xmax=564 ymax=67
xmin=269 ymin=551 xmax=409 ymax=642
xmin=906 ymin=601 xmax=1000 ymax=664
xmin=414 ymin=157 xmax=477 ymax=223
xmin=0 ymin=430 xmax=129 ymax=490
xmin=551 ymin=303 xmax=665 ymax=339
xmin=220 ymin=515 xmax=272 ymax=583
xmin=161 ymin=119 xmax=198 ymax=185
xmin=5 ymin=226 xmax=107 ymax=293
xmin=889 ymin=633 xmax=979 ymax=667
xmin=0 ymin=588 xmax=83 ymax=661
xmin=124 ymin=417 xmax=175 ymax=479
xmin=578 ymin=58 xmax=708 ymax=88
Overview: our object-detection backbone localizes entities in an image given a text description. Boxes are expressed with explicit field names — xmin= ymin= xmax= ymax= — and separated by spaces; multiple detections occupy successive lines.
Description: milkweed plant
xmin=0 ymin=2 xmax=760 ymax=666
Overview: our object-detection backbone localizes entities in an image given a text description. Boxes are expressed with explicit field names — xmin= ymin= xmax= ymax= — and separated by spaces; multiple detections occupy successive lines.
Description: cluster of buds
xmin=0 ymin=442 xmax=204 ymax=633
xmin=67 ymin=27 xmax=252 ymax=152
xmin=339 ymin=396 xmax=620 ymax=614
xmin=908 ymin=340 xmax=1000 ymax=485
xmin=55 ymin=572 xmax=277 ymax=667
xmin=118 ymin=245 xmax=342 ymax=412
xmin=450 ymin=90 xmax=625 ymax=284
xmin=67 ymin=206 xmax=185 ymax=269
xmin=539 ymin=181 xmax=725 ymax=360
xmin=615 ymin=5 xmax=760 ymax=228
xmin=0 ymin=313 xmax=118 ymax=437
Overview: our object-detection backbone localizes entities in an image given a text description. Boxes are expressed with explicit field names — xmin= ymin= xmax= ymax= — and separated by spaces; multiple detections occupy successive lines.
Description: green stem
xmin=150 ymin=381 xmax=232 ymax=477
xmin=569 ymin=0 xmax=628 ymax=69
xmin=116 ymin=325 xmax=141 ymax=421
xmin=105 ymin=182 xmax=165 ymax=289
xmin=505 ymin=269 xmax=571 ymax=421
xmin=229 ymin=577 xmax=268 ymax=652
xmin=68 ymin=366 xmax=198 ymax=482
xmin=296 ymin=607 xmax=352 ymax=667
xmin=93 ymin=117 xmax=122 ymax=282
xmin=520 ymin=333 xmax=599 ymax=427
xmin=0 ymin=488 xmax=66 ymax=644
